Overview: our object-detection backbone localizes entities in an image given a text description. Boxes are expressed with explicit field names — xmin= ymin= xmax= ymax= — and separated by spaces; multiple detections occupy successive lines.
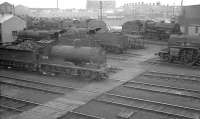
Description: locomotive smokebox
xmin=50 ymin=45 xmax=106 ymax=65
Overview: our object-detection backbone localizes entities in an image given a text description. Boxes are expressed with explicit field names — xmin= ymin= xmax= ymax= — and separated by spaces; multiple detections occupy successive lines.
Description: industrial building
xmin=86 ymin=0 xmax=116 ymax=10
xmin=0 ymin=2 xmax=14 ymax=14
xmin=0 ymin=14 xmax=26 ymax=43
xmin=179 ymin=5 xmax=200 ymax=35
xmin=1 ymin=1 xmax=200 ymax=119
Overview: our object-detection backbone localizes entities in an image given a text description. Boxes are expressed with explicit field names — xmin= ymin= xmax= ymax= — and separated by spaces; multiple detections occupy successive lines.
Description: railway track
xmin=105 ymin=72 xmax=200 ymax=118
xmin=1 ymin=80 xmax=66 ymax=95
xmin=58 ymin=111 xmax=105 ymax=119
xmin=123 ymin=81 xmax=200 ymax=99
xmin=96 ymin=93 xmax=199 ymax=119
xmin=147 ymin=71 xmax=200 ymax=81
xmin=0 ymin=74 xmax=100 ymax=96
xmin=109 ymin=85 xmax=200 ymax=110
xmin=62 ymin=71 xmax=200 ymax=119
xmin=146 ymin=58 xmax=200 ymax=69
xmin=0 ymin=73 xmax=102 ymax=118
xmin=0 ymin=95 xmax=39 ymax=117
xmin=135 ymin=73 xmax=200 ymax=93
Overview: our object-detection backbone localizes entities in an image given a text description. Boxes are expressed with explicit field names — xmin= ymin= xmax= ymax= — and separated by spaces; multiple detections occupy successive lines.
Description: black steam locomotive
xmin=0 ymin=30 xmax=107 ymax=80
xmin=59 ymin=28 xmax=129 ymax=54
xmin=158 ymin=35 xmax=200 ymax=65
xmin=122 ymin=20 xmax=181 ymax=40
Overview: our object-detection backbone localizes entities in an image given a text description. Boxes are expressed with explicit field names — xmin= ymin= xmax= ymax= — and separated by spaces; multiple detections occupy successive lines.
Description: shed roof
xmin=0 ymin=2 xmax=13 ymax=7
xmin=0 ymin=14 xmax=14 ymax=23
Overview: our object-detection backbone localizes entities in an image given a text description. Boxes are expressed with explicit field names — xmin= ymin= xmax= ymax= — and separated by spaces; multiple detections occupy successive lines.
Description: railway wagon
xmin=0 ymin=40 xmax=107 ymax=80
xmin=125 ymin=34 xmax=145 ymax=49
xmin=158 ymin=35 xmax=200 ymax=65
xmin=122 ymin=20 xmax=145 ymax=35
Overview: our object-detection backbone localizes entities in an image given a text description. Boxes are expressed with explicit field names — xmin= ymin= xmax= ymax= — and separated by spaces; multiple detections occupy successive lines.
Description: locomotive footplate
xmin=39 ymin=62 xmax=108 ymax=81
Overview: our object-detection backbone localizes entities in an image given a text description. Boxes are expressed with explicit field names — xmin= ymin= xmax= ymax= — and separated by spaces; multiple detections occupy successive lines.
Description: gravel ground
xmin=108 ymin=86 xmax=200 ymax=110
xmin=1 ymin=85 xmax=61 ymax=104
xmin=72 ymin=100 xmax=188 ymax=119
xmin=133 ymin=75 xmax=200 ymax=92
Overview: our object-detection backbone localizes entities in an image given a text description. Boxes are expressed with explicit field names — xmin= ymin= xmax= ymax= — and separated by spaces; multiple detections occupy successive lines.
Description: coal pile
xmin=7 ymin=40 xmax=42 ymax=51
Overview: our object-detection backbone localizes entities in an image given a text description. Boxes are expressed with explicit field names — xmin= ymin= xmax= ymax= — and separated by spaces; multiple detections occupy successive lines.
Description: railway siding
xmin=59 ymin=71 xmax=200 ymax=119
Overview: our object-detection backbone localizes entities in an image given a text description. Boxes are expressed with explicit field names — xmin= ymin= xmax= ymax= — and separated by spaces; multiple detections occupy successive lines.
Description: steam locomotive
xmin=157 ymin=35 xmax=200 ymax=66
xmin=60 ymin=28 xmax=129 ymax=54
xmin=17 ymin=30 xmax=61 ymax=41
xmin=0 ymin=30 xmax=107 ymax=80
xmin=122 ymin=20 xmax=181 ymax=40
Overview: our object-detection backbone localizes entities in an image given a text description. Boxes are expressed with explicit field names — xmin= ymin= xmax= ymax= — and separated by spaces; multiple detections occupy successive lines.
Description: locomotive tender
xmin=0 ymin=30 xmax=107 ymax=80
xmin=158 ymin=35 xmax=200 ymax=65
xmin=60 ymin=29 xmax=129 ymax=54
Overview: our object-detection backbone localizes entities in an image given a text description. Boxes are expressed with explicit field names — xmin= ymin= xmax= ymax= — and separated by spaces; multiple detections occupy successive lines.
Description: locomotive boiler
xmin=157 ymin=35 xmax=200 ymax=66
xmin=17 ymin=30 xmax=61 ymax=41
xmin=50 ymin=45 xmax=106 ymax=66
xmin=0 ymin=39 xmax=107 ymax=80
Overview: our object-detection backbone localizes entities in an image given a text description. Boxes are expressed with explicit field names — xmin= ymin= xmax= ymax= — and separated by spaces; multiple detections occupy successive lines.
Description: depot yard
xmin=1 ymin=42 xmax=199 ymax=119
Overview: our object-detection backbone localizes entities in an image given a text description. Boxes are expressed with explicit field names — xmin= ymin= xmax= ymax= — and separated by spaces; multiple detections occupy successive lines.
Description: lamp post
xmin=181 ymin=0 xmax=183 ymax=7
xmin=99 ymin=0 xmax=103 ymax=20
xmin=57 ymin=0 xmax=59 ymax=9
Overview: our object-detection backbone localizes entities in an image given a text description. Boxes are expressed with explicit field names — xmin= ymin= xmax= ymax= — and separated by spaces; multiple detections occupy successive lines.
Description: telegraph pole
xmin=181 ymin=0 xmax=183 ymax=7
xmin=99 ymin=1 xmax=103 ymax=20
xmin=172 ymin=2 xmax=175 ymax=17
xmin=57 ymin=0 xmax=59 ymax=9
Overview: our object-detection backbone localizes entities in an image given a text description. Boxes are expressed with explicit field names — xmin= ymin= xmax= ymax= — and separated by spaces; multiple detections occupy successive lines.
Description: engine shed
xmin=0 ymin=14 xmax=26 ymax=44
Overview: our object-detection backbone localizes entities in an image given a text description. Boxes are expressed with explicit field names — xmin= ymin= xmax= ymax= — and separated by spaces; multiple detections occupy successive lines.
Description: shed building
xmin=179 ymin=5 xmax=200 ymax=36
xmin=0 ymin=14 xmax=26 ymax=43
xmin=0 ymin=2 xmax=14 ymax=14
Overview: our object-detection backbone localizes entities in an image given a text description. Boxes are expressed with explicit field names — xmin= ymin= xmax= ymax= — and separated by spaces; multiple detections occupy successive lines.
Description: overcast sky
xmin=0 ymin=0 xmax=199 ymax=9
